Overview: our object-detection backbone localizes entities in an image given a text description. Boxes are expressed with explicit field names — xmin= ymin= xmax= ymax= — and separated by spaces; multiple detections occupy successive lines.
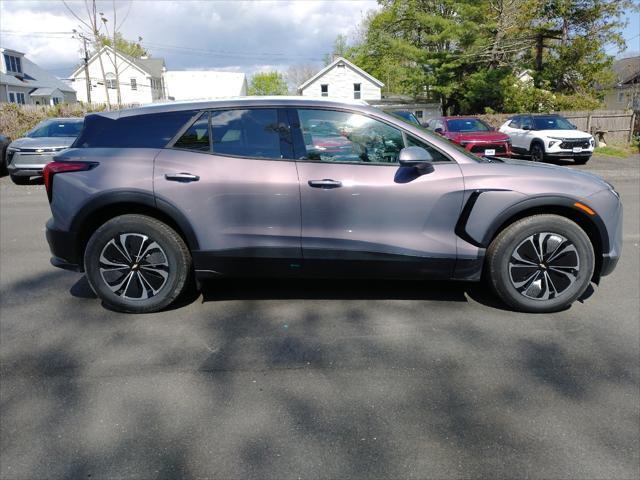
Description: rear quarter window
xmin=74 ymin=110 xmax=197 ymax=148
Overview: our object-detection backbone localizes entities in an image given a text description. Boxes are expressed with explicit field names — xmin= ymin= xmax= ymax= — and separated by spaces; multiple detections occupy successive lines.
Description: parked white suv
xmin=500 ymin=114 xmax=595 ymax=164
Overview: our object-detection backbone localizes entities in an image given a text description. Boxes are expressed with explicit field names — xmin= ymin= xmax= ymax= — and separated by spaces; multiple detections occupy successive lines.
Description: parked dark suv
xmin=45 ymin=98 xmax=622 ymax=313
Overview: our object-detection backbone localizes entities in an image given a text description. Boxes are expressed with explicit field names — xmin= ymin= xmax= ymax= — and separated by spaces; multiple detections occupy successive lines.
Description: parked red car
xmin=427 ymin=117 xmax=512 ymax=157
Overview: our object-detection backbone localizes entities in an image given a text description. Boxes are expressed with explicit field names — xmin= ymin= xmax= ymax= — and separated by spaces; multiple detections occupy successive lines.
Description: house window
xmin=106 ymin=74 xmax=117 ymax=89
xmin=130 ymin=78 xmax=137 ymax=90
xmin=618 ymin=91 xmax=625 ymax=103
xmin=8 ymin=92 xmax=25 ymax=104
xmin=52 ymin=97 xmax=60 ymax=105
xmin=353 ymin=83 xmax=361 ymax=99
xmin=337 ymin=63 xmax=345 ymax=69
xmin=4 ymin=54 xmax=22 ymax=74
xmin=415 ymin=110 xmax=423 ymax=119
xmin=321 ymin=84 xmax=328 ymax=97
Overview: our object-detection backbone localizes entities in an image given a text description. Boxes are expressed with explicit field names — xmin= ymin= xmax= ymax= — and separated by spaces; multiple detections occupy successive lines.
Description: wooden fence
xmin=479 ymin=110 xmax=635 ymax=145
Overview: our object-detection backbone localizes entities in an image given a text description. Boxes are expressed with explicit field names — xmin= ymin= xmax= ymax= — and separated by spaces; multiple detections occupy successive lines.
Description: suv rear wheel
xmin=486 ymin=214 xmax=594 ymax=313
xmin=84 ymin=214 xmax=192 ymax=313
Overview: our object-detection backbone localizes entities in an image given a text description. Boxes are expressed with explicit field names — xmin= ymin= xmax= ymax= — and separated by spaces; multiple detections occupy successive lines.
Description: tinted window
xmin=532 ymin=116 xmax=574 ymax=130
xmin=446 ymin=118 xmax=491 ymax=132
xmin=520 ymin=116 xmax=533 ymax=130
xmin=406 ymin=135 xmax=451 ymax=162
xmin=73 ymin=110 xmax=197 ymax=148
xmin=28 ymin=120 xmax=83 ymax=138
xmin=297 ymin=109 xmax=403 ymax=164
xmin=173 ymin=112 xmax=210 ymax=152
xmin=508 ymin=117 xmax=521 ymax=129
xmin=210 ymin=108 xmax=282 ymax=159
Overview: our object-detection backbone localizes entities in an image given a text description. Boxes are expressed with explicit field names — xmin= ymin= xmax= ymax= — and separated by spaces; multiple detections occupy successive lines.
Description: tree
xmin=323 ymin=34 xmax=354 ymax=65
xmin=286 ymin=64 xmax=319 ymax=92
xmin=352 ymin=0 xmax=636 ymax=114
xmin=248 ymin=72 xmax=288 ymax=96
xmin=97 ymin=32 xmax=147 ymax=58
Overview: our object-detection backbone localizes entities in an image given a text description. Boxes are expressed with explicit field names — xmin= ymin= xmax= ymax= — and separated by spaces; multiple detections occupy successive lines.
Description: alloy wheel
xmin=508 ymin=232 xmax=580 ymax=300
xmin=99 ymin=233 xmax=169 ymax=300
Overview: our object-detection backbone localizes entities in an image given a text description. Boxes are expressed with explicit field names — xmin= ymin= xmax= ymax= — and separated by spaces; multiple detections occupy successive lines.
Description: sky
xmin=0 ymin=0 xmax=638 ymax=80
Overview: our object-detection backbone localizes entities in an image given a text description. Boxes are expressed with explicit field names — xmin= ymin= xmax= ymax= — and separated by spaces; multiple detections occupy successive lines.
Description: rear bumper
xmin=46 ymin=219 xmax=83 ymax=272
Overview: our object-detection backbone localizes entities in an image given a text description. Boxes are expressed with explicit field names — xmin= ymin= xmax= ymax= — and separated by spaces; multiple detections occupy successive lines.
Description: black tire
xmin=84 ymin=214 xmax=192 ymax=313
xmin=0 ymin=146 xmax=7 ymax=176
xmin=486 ymin=214 xmax=594 ymax=313
xmin=529 ymin=141 xmax=545 ymax=162
xmin=574 ymin=156 xmax=590 ymax=165
xmin=10 ymin=175 xmax=31 ymax=185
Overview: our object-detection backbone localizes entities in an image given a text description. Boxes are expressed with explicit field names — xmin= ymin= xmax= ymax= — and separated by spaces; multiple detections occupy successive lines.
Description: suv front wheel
xmin=84 ymin=214 xmax=192 ymax=313
xmin=486 ymin=214 xmax=594 ymax=313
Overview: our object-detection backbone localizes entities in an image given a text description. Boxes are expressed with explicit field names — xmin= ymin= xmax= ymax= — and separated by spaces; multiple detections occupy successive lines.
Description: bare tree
xmin=63 ymin=0 xmax=112 ymax=107
xmin=286 ymin=64 xmax=319 ymax=93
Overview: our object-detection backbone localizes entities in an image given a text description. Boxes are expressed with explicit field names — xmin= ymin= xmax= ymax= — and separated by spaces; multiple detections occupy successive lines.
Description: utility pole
xmin=81 ymin=34 xmax=92 ymax=104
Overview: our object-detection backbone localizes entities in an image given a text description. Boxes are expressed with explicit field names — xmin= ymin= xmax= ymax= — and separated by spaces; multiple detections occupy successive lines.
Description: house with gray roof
xmin=603 ymin=56 xmax=639 ymax=111
xmin=69 ymin=45 xmax=166 ymax=106
xmin=1 ymin=47 xmax=77 ymax=105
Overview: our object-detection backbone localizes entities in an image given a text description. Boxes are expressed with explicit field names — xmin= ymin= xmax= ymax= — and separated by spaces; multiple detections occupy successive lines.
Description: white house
xmin=298 ymin=57 xmax=384 ymax=101
xmin=69 ymin=46 xmax=165 ymax=105
xmin=1 ymin=47 xmax=77 ymax=105
xmin=163 ymin=71 xmax=247 ymax=101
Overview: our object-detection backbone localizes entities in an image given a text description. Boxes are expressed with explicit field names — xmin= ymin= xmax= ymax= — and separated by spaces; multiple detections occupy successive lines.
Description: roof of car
xmin=93 ymin=96 xmax=376 ymax=119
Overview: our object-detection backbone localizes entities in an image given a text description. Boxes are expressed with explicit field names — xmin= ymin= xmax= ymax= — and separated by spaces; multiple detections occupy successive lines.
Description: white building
xmin=163 ymin=71 xmax=247 ymax=101
xmin=69 ymin=46 xmax=165 ymax=105
xmin=1 ymin=47 xmax=77 ymax=105
xmin=298 ymin=57 xmax=383 ymax=101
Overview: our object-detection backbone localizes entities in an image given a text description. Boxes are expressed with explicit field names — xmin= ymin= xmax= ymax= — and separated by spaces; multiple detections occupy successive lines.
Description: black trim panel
xmin=46 ymin=218 xmax=82 ymax=271
xmin=193 ymin=247 xmax=456 ymax=280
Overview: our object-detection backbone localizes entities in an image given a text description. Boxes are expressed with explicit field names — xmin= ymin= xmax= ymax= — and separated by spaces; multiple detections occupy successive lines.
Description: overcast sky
xmin=0 ymin=0 xmax=378 ymax=77
xmin=0 ymin=0 xmax=637 ymax=80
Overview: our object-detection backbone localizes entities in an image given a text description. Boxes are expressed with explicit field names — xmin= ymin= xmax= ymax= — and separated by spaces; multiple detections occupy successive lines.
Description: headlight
xmin=459 ymin=141 xmax=470 ymax=146
xmin=506 ymin=138 xmax=512 ymax=144
xmin=590 ymin=138 xmax=595 ymax=147
xmin=549 ymin=140 xmax=559 ymax=148
xmin=7 ymin=147 xmax=21 ymax=153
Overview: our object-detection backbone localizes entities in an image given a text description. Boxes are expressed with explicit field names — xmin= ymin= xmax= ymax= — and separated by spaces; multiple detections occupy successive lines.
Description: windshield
xmin=532 ymin=116 xmax=574 ymax=130
xmin=28 ymin=120 xmax=83 ymax=138
xmin=446 ymin=118 xmax=491 ymax=132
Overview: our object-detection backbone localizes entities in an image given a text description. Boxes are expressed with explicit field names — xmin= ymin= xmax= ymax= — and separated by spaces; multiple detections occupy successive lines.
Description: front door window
xmin=297 ymin=109 xmax=404 ymax=164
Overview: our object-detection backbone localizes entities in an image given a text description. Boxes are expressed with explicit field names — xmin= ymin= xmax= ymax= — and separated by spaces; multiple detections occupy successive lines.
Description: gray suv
xmin=7 ymin=117 xmax=83 ymax=184
xmin=44 ymin=98 xmax=622 ymax=313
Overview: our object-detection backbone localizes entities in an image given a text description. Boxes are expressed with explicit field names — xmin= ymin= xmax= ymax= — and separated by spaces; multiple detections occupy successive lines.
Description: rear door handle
xmin=165 ymin=172 xmax=200 ymax=182
xmin=308 ymin=179 xmax=342 ymax=189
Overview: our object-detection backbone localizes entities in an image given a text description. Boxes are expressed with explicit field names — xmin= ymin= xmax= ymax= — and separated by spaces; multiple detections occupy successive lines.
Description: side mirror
xmin=434 ymin=127 xmax=444 ymax=135
xmin=399 ymin=146 xmax=434 ymax=173
xmin=522 ymin=125 xmax=531 ymax=131
xmin=423 ymin=122 xmax=430 ymax=128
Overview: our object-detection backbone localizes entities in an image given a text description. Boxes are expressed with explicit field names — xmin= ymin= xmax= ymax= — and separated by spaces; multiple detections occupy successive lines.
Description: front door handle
xmin=308 ymin=179 xmax=342 ymax=189
xmin=165 ymin=172 xmax=200 ymax=182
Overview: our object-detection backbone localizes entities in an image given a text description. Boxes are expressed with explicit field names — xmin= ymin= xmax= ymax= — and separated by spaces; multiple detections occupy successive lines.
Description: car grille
xmin=559 ymin=138 xmax=590 ymax=149
xmin=469 ymin=143 xmax=508 ymax=154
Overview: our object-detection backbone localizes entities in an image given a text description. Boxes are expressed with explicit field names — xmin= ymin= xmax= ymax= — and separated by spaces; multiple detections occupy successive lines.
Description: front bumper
xmin=7 ymin=151 xmax=57 ymax=176
xmin=45 ymin=218 xmax=83 ymax=272
xmin=545 ymin=150 xmax=593 ymax=158
xmin=460 ymin=142 xmax=512 ymax=157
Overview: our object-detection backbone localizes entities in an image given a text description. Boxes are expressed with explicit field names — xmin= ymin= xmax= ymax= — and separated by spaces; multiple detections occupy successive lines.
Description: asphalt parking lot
xmin=1 ymin=154 xmax=639 ymax=480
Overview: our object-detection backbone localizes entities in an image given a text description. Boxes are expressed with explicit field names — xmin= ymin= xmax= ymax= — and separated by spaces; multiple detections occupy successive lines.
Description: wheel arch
xmin=484 ymin=198 xmax=607 ymax=281
xmin=529 ymin=137 xmax=545 ymax=152
xmin=70 ymin=190 xmax=199 ymax=262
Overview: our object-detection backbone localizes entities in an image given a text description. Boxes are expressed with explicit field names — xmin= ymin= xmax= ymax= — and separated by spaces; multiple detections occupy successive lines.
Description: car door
xmin=154 ymin=107 xmax=302 ymax=276
xmin=292 ymin=107 xmax=465 ymax=278
xmin=502 ymin=116 xmax=522 ymax=149
xmin=519 ymin=115 xmax=535 ymax=151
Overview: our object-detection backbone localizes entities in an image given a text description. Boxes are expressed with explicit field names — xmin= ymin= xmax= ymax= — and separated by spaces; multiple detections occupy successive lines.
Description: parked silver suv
xmin=44 ymin=98 xmax=622 ymax=313
xmin=7 ymin=117 xmax=83 ymax=184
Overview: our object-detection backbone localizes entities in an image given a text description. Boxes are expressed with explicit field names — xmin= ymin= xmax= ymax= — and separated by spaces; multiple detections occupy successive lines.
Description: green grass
xmin=594 ymin=145 xmax=635 ymax=158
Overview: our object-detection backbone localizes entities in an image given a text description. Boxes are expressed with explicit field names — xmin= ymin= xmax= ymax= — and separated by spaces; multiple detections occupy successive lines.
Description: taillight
xmin=43 ymin=161 xmax=97 ymax=201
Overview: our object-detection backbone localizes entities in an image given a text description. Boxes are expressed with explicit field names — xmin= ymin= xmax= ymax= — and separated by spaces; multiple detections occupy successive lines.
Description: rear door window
xmin=210 ymin=108 xmax=283 ymax=159
xmin=173 ymin=112 xmax=210 ymax=152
